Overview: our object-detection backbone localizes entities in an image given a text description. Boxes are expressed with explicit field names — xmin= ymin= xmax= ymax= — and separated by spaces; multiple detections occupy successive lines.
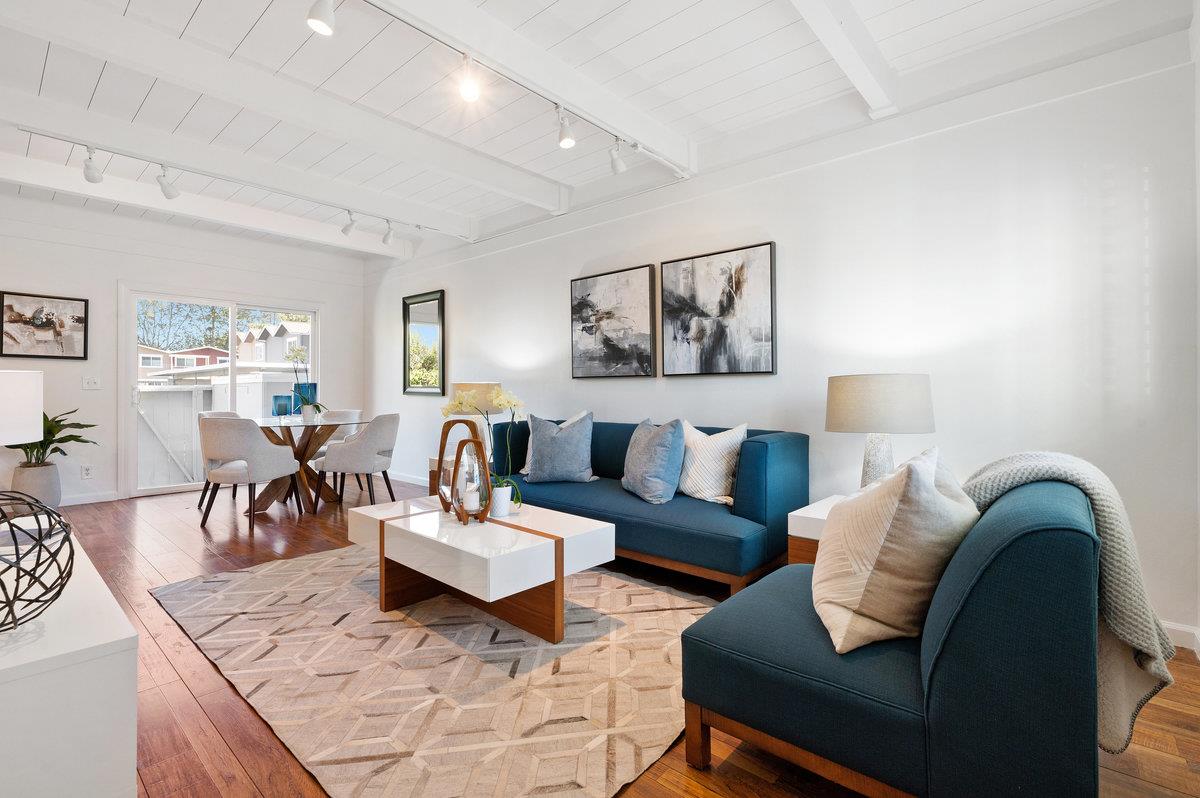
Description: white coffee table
xmin=348 ymin=499 xmax=615 ymax=643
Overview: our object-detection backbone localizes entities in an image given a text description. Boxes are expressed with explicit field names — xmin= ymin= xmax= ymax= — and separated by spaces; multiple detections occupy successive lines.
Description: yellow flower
xmin=490 ymin=386 xmax=522 ymax=411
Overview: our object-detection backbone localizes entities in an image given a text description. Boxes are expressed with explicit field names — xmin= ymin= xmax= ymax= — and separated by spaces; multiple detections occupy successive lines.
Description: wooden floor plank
xmin=72 ymin=483 xmax=1199 ymax=798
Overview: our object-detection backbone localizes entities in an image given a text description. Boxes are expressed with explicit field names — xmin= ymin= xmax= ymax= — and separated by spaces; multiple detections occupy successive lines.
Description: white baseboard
xmin=1162 ymin=621 xmax=1200 ymax=651
xmin=61 ymin=490 xmax=121 ymax=507
xmin=389 ymin=470 xmax=427 ymax=489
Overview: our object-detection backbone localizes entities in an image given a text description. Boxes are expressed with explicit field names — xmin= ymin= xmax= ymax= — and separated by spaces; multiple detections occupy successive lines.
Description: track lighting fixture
xmin=306 ymin=0 xmax=335 ymax=36
xmin=83 ymin=147 xmax=103 ymax=184
xmin=557 ymin=107 xmax=575 ymax=150
xmin=459 ymin=54 xmax=480 ymax=103
xmin=382 ymin=220 xmax=395 ymax=246
xmin=340 ymin=211 xmax=357 ymax=236
xmin=156 ymin=165 xmax=180 ymax=200
xmin=609 ymin=138 xmax=627 ymax=175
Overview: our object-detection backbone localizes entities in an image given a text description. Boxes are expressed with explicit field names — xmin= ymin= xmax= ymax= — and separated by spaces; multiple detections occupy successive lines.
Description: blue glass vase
xmin=292 ymin=382 xmax=317 ymax=413
xmin=272 ymin=394 xmax=292 ymax=417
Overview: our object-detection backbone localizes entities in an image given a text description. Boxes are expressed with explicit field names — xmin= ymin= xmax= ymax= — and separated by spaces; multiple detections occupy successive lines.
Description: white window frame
xmin=172 ymin=355 xmax=198 ymax=368
xmin=140 ymin=355 xmax=162 ymax=368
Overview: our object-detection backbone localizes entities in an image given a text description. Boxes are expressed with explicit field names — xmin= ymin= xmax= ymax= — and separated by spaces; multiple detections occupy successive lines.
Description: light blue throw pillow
xmin=527 ymin=413 xmax=595 ymax=483
xmin=621 ymin=419 xmax=686 ymax=504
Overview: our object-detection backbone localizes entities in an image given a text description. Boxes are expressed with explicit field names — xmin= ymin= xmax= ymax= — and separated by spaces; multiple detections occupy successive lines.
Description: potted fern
xmin=5 ymin=409 xmax=97 ymax=508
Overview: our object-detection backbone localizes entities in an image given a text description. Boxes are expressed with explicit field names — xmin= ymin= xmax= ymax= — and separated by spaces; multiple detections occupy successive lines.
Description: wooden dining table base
xmin=250 ymin=424 xmax=341 ymax=514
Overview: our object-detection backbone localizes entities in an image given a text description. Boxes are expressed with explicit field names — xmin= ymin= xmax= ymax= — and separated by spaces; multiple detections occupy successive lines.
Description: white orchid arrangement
xmin=441 ymin=386 xmax=525 ymax=504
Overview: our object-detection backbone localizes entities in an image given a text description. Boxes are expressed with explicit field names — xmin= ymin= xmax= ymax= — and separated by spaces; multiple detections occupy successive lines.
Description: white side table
xmin=787 ymin=495 xmax=845 ymax=564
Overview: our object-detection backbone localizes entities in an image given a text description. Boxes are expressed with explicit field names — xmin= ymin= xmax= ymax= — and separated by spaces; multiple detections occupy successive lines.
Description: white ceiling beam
xmin=0 ymin=151 xmax=412 ymax=258
xmin=788 ymin=0 xmax=899 ymax=119
xmin=0 ymin=88 xmax=472 ymax=240
xmin=0 ymin=0 xmax=566 ymax=213
xmin=372 ymin=0 xmax=696 ymax=175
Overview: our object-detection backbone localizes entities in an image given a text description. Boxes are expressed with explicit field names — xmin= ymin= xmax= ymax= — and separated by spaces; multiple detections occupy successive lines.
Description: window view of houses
xmin=134 ymin=298 xmax=315 ymax=491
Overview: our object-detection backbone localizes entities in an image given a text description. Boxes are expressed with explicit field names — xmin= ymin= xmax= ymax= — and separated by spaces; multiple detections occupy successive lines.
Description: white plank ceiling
xmin=0 ymin=0 xmax=1132 ymax=248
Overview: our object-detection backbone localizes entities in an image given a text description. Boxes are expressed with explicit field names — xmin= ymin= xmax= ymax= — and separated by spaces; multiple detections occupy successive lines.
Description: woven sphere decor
xmin=0 ymin=491 xmax=74 ymax=633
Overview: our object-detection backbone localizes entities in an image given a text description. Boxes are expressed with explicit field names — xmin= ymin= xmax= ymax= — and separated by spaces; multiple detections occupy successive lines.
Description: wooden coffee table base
xmin=378 ymin=518 xmax=566 ymax=643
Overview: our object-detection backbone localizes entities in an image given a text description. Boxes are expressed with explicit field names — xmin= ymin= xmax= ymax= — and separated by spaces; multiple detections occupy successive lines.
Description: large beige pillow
xmin=812 ymin=448 xmax=979 ymax=654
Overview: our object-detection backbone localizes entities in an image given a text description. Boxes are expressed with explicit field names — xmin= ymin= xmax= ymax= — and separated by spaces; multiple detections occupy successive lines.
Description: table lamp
xmin=0 ymin=370 xmax=43 ymax=446
xmin=826 ymin=373 xmax=934 ymax=487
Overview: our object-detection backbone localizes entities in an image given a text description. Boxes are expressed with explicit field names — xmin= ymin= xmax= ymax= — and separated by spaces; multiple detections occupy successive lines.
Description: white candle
xmin=463 ymin=488 xmax=481 ymax=513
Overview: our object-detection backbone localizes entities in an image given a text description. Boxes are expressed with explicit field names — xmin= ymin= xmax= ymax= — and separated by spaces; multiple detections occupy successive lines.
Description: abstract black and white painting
xmin=1 ymin=291 xmax=89 ymax=360
xmin=661 ymin=242 xmax=775 ymax=376
xmin=570 ymin=265 xmax=655 ymax=378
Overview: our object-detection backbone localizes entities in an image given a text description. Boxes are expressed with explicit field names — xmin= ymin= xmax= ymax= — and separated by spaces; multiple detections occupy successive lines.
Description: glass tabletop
xmin=250 ymin=415 xmax=364 ymax=428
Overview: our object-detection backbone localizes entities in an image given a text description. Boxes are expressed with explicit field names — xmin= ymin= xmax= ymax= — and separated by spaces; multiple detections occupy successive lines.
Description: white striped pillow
xmin=678 ymin=422 xmax=747 ymax=505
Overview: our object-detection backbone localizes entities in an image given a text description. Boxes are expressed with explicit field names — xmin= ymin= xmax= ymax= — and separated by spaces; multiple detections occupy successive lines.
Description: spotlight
xmin=382 ymin=221 xmax=394 ymax=246
xmin=156 ymin=165 xmax=180 ymax=200
xmin=83 ymin=147 xmax=103 ymax=184
xmin=340 ymin=211 xmax=357 ymax=236
xmin=459 ymin=55 xmax=480 ymax=103
xmin=307 ymin=0 xmax=335 ymax=36
xmin=609 ymin=138 xmax=627 ymax=175
xmin=557 ymin=106 xmax=575 ymax=150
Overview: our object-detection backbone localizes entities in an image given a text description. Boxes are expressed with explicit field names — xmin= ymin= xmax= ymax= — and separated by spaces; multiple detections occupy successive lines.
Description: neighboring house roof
xmin=138 ymin=344 xmax=169 ymax=353
xmin=236 ymin=321 xmax=311 ymax=344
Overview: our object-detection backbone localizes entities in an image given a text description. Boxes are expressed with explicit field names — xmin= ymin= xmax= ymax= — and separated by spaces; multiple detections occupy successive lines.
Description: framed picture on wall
xmin=403 ymin=290 xmax=445 ymax=395
xmin=570 ymin=264 xmax=656 ymax=378
xmin=1 ymin=290 xmax=89 ymax=360
xmin=661 ymin=242 xmax=776 ymax=376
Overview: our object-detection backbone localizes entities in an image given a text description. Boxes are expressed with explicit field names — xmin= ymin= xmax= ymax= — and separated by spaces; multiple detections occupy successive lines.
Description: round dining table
xmin=247 ymin=415 xmax=363 ymax=514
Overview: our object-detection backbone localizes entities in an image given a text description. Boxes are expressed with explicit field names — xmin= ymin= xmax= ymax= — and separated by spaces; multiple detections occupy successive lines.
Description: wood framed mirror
xmin=403 ymin=290 xmax=445 ymax=395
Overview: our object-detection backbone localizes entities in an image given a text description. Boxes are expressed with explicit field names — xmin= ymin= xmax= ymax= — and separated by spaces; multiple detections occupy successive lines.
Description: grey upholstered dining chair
xmin=308 ymin=409 xmax=363 ymax=490
xmin=310 ymin=413 xmax=399 ymax=512
xmin=197 ymin=416 xmax=302 ymax=531
xmin=196 ymin=410 xmax=241 ymax=509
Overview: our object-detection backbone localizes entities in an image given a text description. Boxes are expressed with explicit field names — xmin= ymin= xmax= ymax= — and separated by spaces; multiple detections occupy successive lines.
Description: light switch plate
xmin=82 ymin=377 xmax=100 ymax=390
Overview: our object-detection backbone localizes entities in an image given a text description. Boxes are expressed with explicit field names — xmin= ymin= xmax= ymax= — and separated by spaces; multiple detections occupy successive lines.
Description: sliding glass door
xmin=129 ymin=292 xmax=317 ymax=496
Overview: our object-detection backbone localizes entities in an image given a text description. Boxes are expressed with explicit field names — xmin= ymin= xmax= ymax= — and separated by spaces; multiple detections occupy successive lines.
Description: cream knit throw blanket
xmin=961 ymin=452 xmax=1174 ymax=754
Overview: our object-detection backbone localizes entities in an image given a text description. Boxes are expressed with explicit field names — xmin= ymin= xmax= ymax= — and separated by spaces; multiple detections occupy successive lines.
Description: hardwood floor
xmin=62 ymin=483 xmax=1198 ymax=798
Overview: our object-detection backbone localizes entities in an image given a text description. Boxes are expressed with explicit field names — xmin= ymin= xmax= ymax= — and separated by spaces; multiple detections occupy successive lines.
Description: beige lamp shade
xmin=0 ymin=370 xmax=43 ymax=445
xmin=451 ymin=382 xmax=502 ymax=414
xmin=826 ymin=374 xmax=935 ymax=434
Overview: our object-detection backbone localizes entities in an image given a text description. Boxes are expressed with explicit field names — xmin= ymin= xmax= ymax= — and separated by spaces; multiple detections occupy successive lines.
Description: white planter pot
xmin=490 ymin=485 xmax=513 ymax=518
xmin=12 ymin=463 xmax=62 ymax=509
xmin=300 ymin=405 xmax=317 ymax=423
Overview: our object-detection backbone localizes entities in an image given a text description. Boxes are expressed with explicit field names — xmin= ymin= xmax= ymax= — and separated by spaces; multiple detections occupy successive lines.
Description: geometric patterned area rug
xmin=151 ymin=545 xmax=716 ymax=797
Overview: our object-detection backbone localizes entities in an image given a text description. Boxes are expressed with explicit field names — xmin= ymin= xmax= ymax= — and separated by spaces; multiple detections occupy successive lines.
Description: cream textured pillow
xmin=678 ymin=422 xmax=747 ymax=505
xmin=521 ymin=411 xmax=588 ymax=475
xmin=812 ymin=448 xmax=979 ymax=654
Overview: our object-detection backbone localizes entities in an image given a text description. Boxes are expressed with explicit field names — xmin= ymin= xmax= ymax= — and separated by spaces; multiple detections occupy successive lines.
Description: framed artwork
xmin=1 ymin=291 xmax=89 ymax=360
xmin=661 ymin=242 xmax=776 ymax=376
xmin=403 ymin=290 xmax=445 ymax=395
xmin=570 ymin=264 xmax=656 ymax=378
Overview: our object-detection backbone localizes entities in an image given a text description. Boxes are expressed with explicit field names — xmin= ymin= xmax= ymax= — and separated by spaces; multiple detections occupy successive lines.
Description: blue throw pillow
xmin=621 ymin=419 xmax=685 ymax=504
xmin=527 ymin=413 xmax=595 ymax=483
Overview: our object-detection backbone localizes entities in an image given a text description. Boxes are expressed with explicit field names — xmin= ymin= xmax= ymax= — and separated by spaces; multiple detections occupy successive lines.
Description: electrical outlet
xmin=82 ymin=377 xmax=100 ymax=390
xmin=81 ymin=465 xmax=94 ymax=480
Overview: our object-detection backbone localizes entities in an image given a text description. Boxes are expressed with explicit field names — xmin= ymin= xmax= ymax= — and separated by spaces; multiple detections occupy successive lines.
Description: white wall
xmin=0 ymin=195 xmax=367 ymax=504
xmin=367 ymin=66 xmax=1199 ymax=630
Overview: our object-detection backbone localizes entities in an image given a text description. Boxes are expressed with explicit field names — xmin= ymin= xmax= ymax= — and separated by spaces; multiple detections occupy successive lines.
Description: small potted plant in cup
xmin=287 ymin=345 xmax=327 ymax=422
xmin=5 ymin=409 xmax=98 ymax=508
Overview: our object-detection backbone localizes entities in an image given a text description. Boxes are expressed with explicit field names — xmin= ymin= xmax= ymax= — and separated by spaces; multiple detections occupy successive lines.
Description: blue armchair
xmin=682 ymin=481 xmax=1100 ymax=796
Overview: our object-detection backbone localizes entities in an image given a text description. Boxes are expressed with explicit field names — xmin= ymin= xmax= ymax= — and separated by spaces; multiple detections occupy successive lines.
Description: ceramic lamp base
xmin=860 ymin=433 xmax=894 ymax=487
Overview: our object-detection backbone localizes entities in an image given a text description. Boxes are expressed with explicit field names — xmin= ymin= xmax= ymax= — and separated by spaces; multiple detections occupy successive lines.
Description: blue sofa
xmin=491 ymin=420 xmax=809 ymax=593
xmin=681 ymin=481 xmax=1100 ymax=796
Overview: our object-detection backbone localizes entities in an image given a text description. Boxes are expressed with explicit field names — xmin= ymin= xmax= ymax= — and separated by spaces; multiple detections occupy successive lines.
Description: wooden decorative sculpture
xmin=436 ymin=419 xmax=492 ymax=524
